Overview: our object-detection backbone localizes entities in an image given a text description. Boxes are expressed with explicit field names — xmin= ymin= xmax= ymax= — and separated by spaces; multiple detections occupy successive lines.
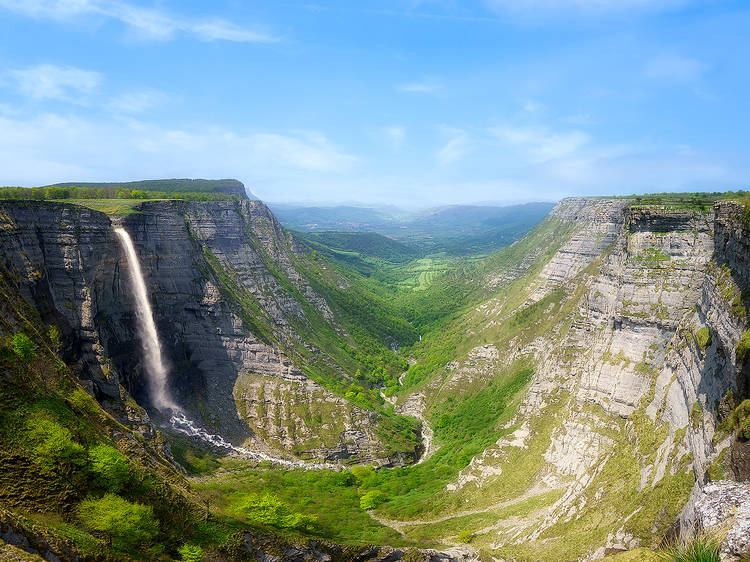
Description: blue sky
xmin=0 ymin=0 xmax=748 ymax=206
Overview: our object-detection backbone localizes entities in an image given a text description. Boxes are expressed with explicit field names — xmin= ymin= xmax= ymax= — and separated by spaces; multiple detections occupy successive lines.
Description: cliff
xmin=384 ymin=198 xmax=750 ymax=560
xmin=0 ymin=199 xmax=417 ymax=466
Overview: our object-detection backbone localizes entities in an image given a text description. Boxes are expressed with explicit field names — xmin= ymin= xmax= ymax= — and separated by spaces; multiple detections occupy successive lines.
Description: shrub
xmin=78 ymin=494 xmax=158 ymax=548
xmin=89 ymin=444 xmax=130 ymax=492
xmin=235 ymin=493 xmax=318 ymax=531
xmin=11 ymin=333 xmax=36 ymax=362
xmin=359 ymin=489 xmax=386 ymax=510
xmin=178 ymin=544 xmax=205 ymax=562
xmin=732 ymin=399 xmax=750 ymax=440
xmin=67 ymin=388 xmax=99 ymax=417
xmin=695 ymin=327 xmax=711 ymax=352
xmin=27 ymin=417 xmax=86 ymax=471
xmin=736 ymin=330 xmax=750 ymax=361
xmin=48 ymin=325 xmax=62 ymax=352
xmin=457 ymin=529 xmax=474 ymax=543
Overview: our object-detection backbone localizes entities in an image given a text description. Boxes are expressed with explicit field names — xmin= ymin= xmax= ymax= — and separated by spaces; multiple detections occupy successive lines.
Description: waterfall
xmin=114 ymin=227 xmax=337 ymax=470
xmin=115 ymin=227 xmax=178 ymax=412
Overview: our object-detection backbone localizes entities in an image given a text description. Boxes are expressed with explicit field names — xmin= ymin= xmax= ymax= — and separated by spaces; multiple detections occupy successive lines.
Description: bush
xmin=11 ymin=333 xmax=36 ymax=362
xmin=359 ymin=489 xmax=386 ymax=510
xmin=89 ymin=444 xmax=130 ymax=492
xmin=736 ymin=330 xmax=750 ymax=361
xmin=178 ymin=544 xmax=205 ymax=562
xmin=78 ymin=494 xmax=158 ymax=548
xmin=457 ymin=529 xmax=474 ymax=543
xmin=732 ymin=399 xmax=750 ymax=440
xmin=235 ymin=493 xmax=318 ymax=531
xmin=27 ymin=417 xmax=86 ymax=471
xmin=695 ymin=327 xmax=711 ymax=351
xmin=67 ymin=388 xmax=99 ymax=416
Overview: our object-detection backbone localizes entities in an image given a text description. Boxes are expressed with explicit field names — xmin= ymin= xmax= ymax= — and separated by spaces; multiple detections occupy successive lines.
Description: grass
xmin=192 ymin=464 xmax=409 ymax=547
xmin=659 ymin=531 xmax=722 ymax=562
xmin=68 ymin=198 xmax=167 ymax=215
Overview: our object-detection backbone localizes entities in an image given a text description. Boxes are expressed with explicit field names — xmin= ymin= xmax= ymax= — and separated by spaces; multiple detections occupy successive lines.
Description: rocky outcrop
xmin=237 ymin=531 xmax=474 ymax=562
xmin=0 ymin=200 xmax=409 ymax=465
xmin=690 ymin=481 xmax=750 ymax=560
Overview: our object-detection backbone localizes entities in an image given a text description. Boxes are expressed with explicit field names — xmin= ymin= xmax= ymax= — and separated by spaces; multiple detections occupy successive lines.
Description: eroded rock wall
xmin=0 ymin=200 xmax=403 ymax=465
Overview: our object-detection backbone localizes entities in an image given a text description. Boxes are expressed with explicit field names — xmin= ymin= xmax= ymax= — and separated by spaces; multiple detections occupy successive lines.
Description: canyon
xmin=1 ymin=192 xmax=750 ymax=560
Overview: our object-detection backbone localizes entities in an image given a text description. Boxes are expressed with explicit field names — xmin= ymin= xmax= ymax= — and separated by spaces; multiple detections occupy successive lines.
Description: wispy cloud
xmin=490 ymin=125 xmax=589 ymax=163
xmin=7 ymin=64 xmax=101 ymax=101
xmin=0 ymin=111 xmax=358 ymax=189
xmin=0 ymin=0 xmax=278 ymax=42
xmin=644 ymin=54 xmax=706 ymax=81
xmin=436 ymin=126 xmax=468 ymax=165
xmin=106 ymin=89 xmax=168 ymax=113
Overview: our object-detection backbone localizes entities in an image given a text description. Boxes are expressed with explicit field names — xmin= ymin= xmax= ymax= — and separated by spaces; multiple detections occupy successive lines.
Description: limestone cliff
xmin=0 ymin=199 xmax=416 ymax=465
xmin=390 ymin=198 xmax=750 ymax=560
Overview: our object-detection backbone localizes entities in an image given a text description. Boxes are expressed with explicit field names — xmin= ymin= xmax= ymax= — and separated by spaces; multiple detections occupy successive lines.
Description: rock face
xmin=395 ymin=198 xmax=750 ymax=559
xmin=692 ymin=481 xmax=750 ymax=560
xmin=0 ymin=200 xmax=408 ymax=465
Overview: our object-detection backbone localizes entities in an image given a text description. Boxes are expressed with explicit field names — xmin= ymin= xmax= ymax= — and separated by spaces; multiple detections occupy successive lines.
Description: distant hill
xmin=272 ymin=201 xmax=556 ymax=256
xmin=300 ymin=231 xmax=420 ymax=263
xmin=46 ymin=178 xmax=251 ymax=198
xmin=268 ymin=204 xmax=398 ymax=231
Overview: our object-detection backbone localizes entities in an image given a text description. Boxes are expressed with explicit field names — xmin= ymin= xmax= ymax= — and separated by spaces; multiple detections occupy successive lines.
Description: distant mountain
xmin=271 ymin=201 xmax=556 ymax=256
xmin=45 ymin=178 xmax=251 ymax=198
xmin=268 ymin=204 xmax=398 ymax=231
xmin=300 ymin=231 xmax=419 ymax=263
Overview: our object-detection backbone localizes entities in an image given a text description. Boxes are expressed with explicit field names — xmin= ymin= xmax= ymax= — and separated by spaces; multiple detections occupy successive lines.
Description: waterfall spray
xmin=115 ymin=227 xmax=178 ymax=412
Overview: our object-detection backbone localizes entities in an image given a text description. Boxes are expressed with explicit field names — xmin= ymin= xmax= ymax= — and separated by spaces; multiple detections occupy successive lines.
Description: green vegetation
xmin=627 ymin=192 xmax=723 ymax=211
xmin=77 ymin=494 xmax=158 ymax=549
xmin=193 ymin=465 xmax=406 ymax=546
xmin=695 ymin=326 xmax=712 ymax=351
xmin=731 ymin=399 xmax=750 ymax=439
xmin=736 ymin=329 xmax=750 ymax=361
xmin=11 ymin=332 xmax=36 ymax=361
xmin=88 ymin=444 xmax=131 ymax=493
xmin=0 ymin=184 xmax=242 ymax=202
xmin=359 ymin=489 xmax=387 ymax=510
xmin=233 ymin=492 xmax=318 ymax=531
xmin=659 ymin=532 xmax=721 ymax=562
xmin=178 ymin=544 xmax=205 ymax=562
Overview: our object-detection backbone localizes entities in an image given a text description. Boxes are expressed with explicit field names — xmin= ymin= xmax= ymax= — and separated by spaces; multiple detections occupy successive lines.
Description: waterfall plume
xmin=115 ymin=227 xmax=178 ymax=412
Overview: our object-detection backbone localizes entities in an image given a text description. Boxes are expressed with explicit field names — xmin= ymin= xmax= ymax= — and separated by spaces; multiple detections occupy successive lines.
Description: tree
xmin=11 ymin=333 xmax=36 ymax=362
xmin=78 ymin=494 xmax=158 ymax=548
xmin=359 ymin=489 xmax=386 ymax=510
xmin=89 ymin=444 xmax=130 ymax=492
xmin=236 ymin=493 xmax=318 ymax=531
xmin=27 ymin=417 xmax=86 ymax=472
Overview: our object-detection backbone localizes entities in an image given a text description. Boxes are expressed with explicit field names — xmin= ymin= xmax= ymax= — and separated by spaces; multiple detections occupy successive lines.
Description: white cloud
xmin=436 ymin=127 xmax=468 ymax=165
xmin=7 ymin=64 xmax=101 ymax=101
xmin=0 ymin=112 xmax=358 ymax=188
xmin=644 ymin=54 xmax=706 ymax=81
xmin=0 ymin=0 xmax=278 ymax=42
xmin=490 ymin=125 xmax=589 ymax=163
xmin=106 ymin=89 xmax=168 ymax=113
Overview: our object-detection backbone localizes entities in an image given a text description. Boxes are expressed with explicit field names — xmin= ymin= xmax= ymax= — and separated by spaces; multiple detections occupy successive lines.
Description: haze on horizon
xmin=0 ymin=0 xmax=748 ymax=207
